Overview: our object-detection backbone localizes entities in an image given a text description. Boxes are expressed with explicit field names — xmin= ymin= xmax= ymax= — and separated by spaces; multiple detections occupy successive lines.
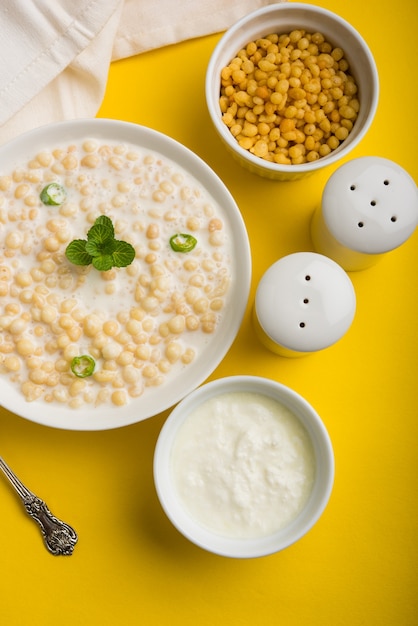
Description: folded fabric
xmin=0 ymin=0 xmax=283 ymax=145
xmin=112 ymin=0 xmax=282 ymax=61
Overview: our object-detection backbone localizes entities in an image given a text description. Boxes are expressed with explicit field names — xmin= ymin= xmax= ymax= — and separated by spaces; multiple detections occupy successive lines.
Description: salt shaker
xmin=253 ymin=252 xmax=356 ymax=357
xmin=311 ymin=157 xmax=418 ymax=271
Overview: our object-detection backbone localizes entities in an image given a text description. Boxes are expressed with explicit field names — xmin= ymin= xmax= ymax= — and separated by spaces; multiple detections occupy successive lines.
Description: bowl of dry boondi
xmin=205 ymin=2 xmax=379 ymax=180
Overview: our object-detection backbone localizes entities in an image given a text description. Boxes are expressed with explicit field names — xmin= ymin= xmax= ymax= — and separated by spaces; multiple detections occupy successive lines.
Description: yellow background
xmin=1 ymin=0 xmax=417 ymax=624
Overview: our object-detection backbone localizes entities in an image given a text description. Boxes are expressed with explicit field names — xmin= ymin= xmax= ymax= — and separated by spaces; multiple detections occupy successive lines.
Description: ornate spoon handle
xmin=0 ymin=455 xmax=78 ymax=556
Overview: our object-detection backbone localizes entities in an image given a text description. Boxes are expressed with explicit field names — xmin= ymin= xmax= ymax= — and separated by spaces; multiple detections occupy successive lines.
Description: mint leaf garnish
xmin=65 ymin=239 xmax=92 ymax=266
xmin=92 ymin=254 xmax=115 ymax=272
xmin=93 ymin=214 xmax=114 ymax=233
xmin=65 ymin=216 xmax=135 ymax=270
xmin=111 ymin=240 xmax=136 ymax=267
xmin=87 ymin=222 xmax=114 ymax=245
xmin=85 ymin=238 xmax=116 ymax=257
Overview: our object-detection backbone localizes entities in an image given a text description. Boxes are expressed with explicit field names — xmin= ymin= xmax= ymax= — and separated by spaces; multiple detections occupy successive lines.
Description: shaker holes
xmin=358 ymin=222 xmax=364 ymax=228
xmin=305 ymin=275 xmax=311 ymax=281
xmin=391 ymin=216 xmax=397 ymax=222
xmin=299 ymin=322 xmax=306 ymax=328
xmin=370 ymin=200 xmax=377 ymax=206
xmin=303 ymin=298 xmax=309 ymax=304
xmin=383 ymin=179 xmax=390 ymax=185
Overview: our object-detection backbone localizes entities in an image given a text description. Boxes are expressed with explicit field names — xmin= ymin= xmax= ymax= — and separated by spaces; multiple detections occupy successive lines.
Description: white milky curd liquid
xmin=171 ymin=392 xmax=316 ymax=538
xmin=0 ymin=140 xmax=233 ymax=409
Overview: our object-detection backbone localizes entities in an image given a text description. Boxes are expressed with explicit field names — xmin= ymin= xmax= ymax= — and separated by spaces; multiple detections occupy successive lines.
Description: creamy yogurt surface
xmin=0 ymin=139 xmax=233 ymax=409
xmin=171 ymin=391 xmax=316 ymax=538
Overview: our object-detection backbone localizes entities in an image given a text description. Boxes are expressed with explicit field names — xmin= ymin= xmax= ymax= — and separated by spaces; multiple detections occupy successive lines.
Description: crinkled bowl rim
xmin=205 ymin=2 xmax=379 ymax=178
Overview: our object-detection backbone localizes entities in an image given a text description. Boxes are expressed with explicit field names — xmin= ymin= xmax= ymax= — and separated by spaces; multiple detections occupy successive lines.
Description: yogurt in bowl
xmin=154 ymin=376 xmax=334 ymax=558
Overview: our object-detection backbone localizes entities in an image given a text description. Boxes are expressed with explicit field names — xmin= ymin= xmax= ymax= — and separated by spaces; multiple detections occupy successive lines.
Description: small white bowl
xmin=154 ymin=376 xmax=334 ymax=558
xmin=206 ymin=2 xmax=379 ymax=181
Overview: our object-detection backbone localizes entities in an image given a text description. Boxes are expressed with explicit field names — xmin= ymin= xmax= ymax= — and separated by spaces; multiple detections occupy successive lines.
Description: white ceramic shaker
xmin=253 ymin=252 xmax=356 ymax=357
xmin=311 ymin=156 xmax=418 ymax=271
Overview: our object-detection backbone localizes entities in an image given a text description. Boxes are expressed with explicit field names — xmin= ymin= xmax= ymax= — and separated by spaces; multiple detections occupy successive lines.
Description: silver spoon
xmin=0 ymin=455 xmax=78 ymax=556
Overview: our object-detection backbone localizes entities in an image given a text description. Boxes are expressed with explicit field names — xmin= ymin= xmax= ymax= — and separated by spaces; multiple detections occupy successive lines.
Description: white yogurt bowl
xmin=206 ymin=2 xmax=379 ymax=180
xmin=154 ymin=376 xmax=334 ymax=558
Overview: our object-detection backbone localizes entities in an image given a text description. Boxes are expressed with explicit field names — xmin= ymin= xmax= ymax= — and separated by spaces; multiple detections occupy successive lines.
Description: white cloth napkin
xmin=0 ymin=0 xmax=283 ymax=145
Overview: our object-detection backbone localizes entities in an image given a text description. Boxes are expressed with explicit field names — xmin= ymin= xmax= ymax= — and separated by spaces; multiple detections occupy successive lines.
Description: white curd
xmin=171 ymin=391 xmax=316 ymax=538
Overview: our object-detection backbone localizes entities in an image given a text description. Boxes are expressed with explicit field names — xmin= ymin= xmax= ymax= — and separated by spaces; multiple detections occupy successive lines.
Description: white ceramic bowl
xmin=0 ymin=119 xmax=251 ymax=431
xmin=154 ymin=376 xmax=334 ymax=558
xmin=206 ymin=2 xmax=379 ymax=181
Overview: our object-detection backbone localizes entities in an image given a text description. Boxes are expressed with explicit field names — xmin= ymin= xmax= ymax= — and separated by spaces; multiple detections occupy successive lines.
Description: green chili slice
xmin=169 ymin=233 xmax=197 ymax=253
xmin=71 ymin=355 xmax=95 ymax=378
xmin=40 ymin=183 xmax=67 ymax=206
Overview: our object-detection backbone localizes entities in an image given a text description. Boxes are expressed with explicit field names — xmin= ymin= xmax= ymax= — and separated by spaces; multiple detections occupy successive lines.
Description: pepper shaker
xmin=253 ymin=252 xmax=356 ymax=357
xmin=311 ymin=157 xmax=418 ymax=271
